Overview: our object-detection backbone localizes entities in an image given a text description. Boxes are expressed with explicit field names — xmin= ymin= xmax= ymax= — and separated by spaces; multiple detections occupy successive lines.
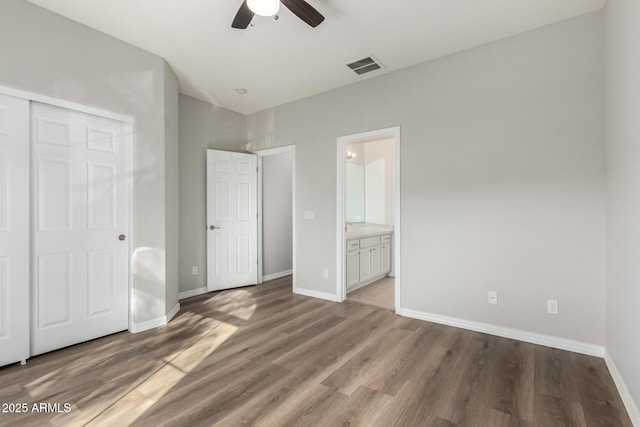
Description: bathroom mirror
xmin=346 ymin=162 xmax=365 ymax=222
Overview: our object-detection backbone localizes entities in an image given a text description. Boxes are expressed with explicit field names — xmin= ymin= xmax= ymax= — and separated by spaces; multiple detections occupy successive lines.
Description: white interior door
xmin=0 ymin=94 xmax=29 ymax=366
xmin=31 ymin=102 xmax=130 ymax=356
xmin=207 ymin=150 xmax=258 ymax=291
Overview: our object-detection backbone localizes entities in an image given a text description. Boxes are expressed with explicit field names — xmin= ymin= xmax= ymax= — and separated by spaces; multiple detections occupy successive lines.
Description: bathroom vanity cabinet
xmin=346 ymin=231 xmax=392 ymax=292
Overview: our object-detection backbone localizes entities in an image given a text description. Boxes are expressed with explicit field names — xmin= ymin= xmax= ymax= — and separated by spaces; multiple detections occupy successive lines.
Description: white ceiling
xmin=26 ymin=0 xmax=605 ymax=115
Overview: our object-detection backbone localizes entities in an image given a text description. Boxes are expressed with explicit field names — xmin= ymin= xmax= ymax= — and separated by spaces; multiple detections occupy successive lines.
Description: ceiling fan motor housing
xmin=247 ymin=0 xmax=280 ymax=17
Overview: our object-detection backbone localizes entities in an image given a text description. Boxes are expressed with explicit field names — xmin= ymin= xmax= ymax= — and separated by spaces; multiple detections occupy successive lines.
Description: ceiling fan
xmin=232 ymin=0 xmax=325 ymax=29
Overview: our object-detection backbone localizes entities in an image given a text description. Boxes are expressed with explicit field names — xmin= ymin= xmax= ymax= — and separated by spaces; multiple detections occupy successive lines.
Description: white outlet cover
xmin=547 ymin=299 xmax=559 ymax=314
xmin=304 ymin=211 xmax=315 ymax=220
xmin=488 ymin=291 xmax=498 ymax=305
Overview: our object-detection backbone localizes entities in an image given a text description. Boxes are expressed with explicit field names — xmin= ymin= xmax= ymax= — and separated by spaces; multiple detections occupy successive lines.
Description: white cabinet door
xmin=370 ymin=246 xmax=381 ymax=277
xmin=206 ymin=150 xmax=258 ymax=291
xmin=346 ymin=251 xmax=359 ymax=290
xmin=381 ymin=244 xmax=391 ymax=274
xmin=0 ymin=94 xmax=29 ymax=366
xmin=359 ymin=248 xmax=371 ymax=283
xmin=31 ymin=103 xmax=130 ymax=356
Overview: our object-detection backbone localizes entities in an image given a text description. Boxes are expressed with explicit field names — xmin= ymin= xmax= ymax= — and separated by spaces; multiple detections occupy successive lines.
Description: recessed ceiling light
xmin=236 ymin=88 xmax=248 ymax=95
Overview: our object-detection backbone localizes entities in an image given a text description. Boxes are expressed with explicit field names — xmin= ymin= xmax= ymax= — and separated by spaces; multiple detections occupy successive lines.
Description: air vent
xmin=346 ymin=56 xmax=383 ymax=75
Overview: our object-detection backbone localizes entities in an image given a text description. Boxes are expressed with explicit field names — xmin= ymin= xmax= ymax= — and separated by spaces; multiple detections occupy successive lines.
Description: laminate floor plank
xmin=244 ymin=314 xmax=348 ymax=364
xmin=391 ymin=330 xmax=484 ymax=426
xmin=533 ymin=393 xmax=587 ymax=427
xmin=484 ymin=338 xmax=535 ymax=422
xmin=0 ymin=277 xmax=632 ymax=427
xmin=269 ymin=302 xmax=334 ymax=335
xmin=214 ymin=356 xmax=345 ymax=426
xmin=366 ymin=323 xmax=462 ymax=397
xmin=332 ymin=385 xmax=395 ymax=426
xmin=263 ymin=383 xmax=345 ymax=427
xmin=320 ymin=325 xmax=412 ymax=395
xmin=135 ymin=362 xmax=290 ymax=426
xmin=434 ymin=331 xmax=499 ymax=425
xmin=570 ymin=353 xmax=632 ymax=427
xmin=534 ymin=346 xmax=582 ymax=403
xmin=281 ymin=309 xmax=402 ymax=374
xmin=581 ymin=398 xmax=633 ymax=427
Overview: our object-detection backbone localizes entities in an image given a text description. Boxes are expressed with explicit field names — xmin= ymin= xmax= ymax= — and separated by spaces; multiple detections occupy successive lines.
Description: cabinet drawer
xmin=381 ymin=234 xmax=392 ymax=244
xmin=360 ymin=236 xmax=380 ymax=248
xmin=346 ymin=240 xmax=360 ymax=251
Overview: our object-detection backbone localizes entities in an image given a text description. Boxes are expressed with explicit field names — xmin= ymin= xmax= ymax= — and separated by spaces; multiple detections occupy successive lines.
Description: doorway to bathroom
xmin=336 ymin=127 xmax=400 ymax=312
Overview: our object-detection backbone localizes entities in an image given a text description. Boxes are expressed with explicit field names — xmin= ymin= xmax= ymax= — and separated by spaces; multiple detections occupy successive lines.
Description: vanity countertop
xmin=346 ymin=223 xmax=393 ymax=239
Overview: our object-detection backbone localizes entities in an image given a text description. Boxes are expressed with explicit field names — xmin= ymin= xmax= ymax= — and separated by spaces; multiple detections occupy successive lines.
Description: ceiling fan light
xmin=247 ymin=0 xmax=280 ymax=17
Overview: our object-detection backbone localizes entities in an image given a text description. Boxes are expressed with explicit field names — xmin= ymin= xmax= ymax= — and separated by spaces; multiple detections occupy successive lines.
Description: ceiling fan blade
xmin=232 ymin=1 xmax=254 ymax=29
xmin=281 ymin=0 xmax=325 ymax=27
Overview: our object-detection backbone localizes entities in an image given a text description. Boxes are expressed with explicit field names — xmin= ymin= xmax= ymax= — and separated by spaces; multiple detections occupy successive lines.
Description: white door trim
xmin=336 ymin=127 xmax=401 ymax=313
xmin=0 ymin=85 xmax=133 ymax=124
xmin=0 ymin=84 xmax=136 ymax=334
xmin=256 ymin=145 xmax=296 ymax=290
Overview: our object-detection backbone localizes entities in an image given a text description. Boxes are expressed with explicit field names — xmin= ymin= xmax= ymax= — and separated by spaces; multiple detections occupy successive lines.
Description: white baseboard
xmin=399 ymin=308 xmax=605 ymax=357
xmin=263 ymin=270 xmax=293 ymax=282
xmin=130 ymin=302 xmax=181 ymax=333
xmin=605 ymin=349 xmax=640 ymax=426
xmin=293 ymin=287 xmax=339 ymax=302
xmin=178 ymin=286 xmax=208 ymax=300
xmin=166 ymin=302 xmax=180 ymax=323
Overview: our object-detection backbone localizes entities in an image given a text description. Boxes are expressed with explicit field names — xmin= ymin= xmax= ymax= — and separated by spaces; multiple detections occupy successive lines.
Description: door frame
xmin=0 ymin=84 xmax=136 ymax=333
xmin=256 ymin=145 xmax=296 ymax=289
xmin=336 ymin=126 xmax=401 ymax=313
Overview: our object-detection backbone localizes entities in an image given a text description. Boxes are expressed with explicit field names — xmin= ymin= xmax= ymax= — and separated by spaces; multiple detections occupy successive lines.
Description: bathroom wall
xmin=364 ymin=138 xmax=395 ymax=225
xmin=345 ymin=139 xmax=395 ymax=225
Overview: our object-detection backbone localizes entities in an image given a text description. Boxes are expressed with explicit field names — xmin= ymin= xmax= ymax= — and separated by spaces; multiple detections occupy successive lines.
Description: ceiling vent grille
xmin=346 ymin=56 xmax=383 ymax=75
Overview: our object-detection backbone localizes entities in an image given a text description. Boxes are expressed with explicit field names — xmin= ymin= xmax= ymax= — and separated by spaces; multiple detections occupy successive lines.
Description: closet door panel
xmin=31 ymin=102 xmax=130 ymax=356
xmin=0 ymin=94 xmax=29 ymax=367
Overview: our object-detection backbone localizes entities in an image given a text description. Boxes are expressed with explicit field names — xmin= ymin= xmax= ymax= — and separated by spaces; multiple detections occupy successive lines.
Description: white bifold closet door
xmin=31 ymin=102 xmax=130 ymax=356
xmin=0 ymin=94 xmax=30 ymax=366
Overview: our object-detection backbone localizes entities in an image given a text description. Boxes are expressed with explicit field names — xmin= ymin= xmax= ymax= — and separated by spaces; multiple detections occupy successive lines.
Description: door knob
xmin=209 ymin=225 xmax=220 ymax=231
xmin=118 ymin=234 xmax=126 ymax=241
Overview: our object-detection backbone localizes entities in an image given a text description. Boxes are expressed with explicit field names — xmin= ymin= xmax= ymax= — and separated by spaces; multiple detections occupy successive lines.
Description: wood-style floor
xmin=0 ymin=277 xmax=632 ymax=426
xmin=348 ymin=276 xmax=395 ymax=310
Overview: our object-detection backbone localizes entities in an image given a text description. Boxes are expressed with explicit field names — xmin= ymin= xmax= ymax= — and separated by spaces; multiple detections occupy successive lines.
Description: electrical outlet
xmin=488 ymin=291 xmax=498 ymax=305
xmin=323 ymin=268 xmax=329 ymax=278
xmin=547 ymin=299 xmax=559 ymax=314
xmin=192 ymin=266 xmax=198 ymax=275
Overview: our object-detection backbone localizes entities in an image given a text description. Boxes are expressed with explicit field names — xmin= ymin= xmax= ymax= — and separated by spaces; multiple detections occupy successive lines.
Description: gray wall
xmin=262 ymin=152 xmax=293 ymax=277
xmin=247 ymin=12 xmax=606 ymax=346
xmin=0 ymin=0 xmax=179 ymax=325
xmin=164 ymin=62 xmax=180 ymax=312
xmin=363 ymin=138 xmax=395 ymax=225
xmin=605 ymin=0 xmax=640 ymax=415
xmin=178 ymin=94 xmax=247 ymax=294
